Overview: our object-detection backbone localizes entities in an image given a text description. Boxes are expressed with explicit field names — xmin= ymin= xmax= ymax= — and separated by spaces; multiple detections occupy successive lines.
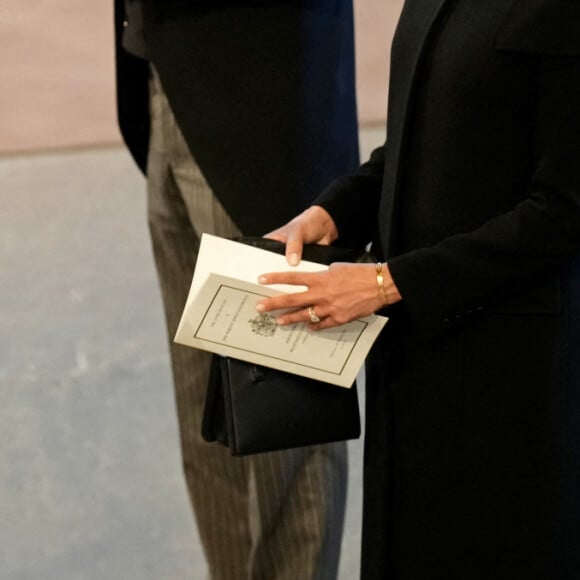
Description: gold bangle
xmin=375 ymin=262 xmax=389 ymax=306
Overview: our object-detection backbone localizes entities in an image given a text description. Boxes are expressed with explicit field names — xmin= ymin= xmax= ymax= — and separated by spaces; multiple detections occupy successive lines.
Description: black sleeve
xmin=313 ymin=144 xmax=386 ymax=249
xmin=114 ymin=0 xmax=150 ymax=175
xmin=388 ymin=52 xmax=580 ymax=338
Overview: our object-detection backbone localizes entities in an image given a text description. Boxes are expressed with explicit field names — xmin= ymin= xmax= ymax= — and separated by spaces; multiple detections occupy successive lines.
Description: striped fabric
xmin=146 ymin=69 xmax=348 ymax=580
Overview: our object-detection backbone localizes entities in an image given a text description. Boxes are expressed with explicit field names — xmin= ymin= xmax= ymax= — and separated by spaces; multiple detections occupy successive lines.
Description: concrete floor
xmin=0 ymin=126 xmax=385 ymax=580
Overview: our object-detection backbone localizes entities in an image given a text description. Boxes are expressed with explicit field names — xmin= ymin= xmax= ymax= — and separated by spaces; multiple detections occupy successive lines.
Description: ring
xmin=308 ymin=306 xmax=321 ymax=324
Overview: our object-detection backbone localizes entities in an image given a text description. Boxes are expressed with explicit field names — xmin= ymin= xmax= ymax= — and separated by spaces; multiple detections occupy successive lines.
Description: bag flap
xmin=234 ymin=236 xmax=373 ymax=265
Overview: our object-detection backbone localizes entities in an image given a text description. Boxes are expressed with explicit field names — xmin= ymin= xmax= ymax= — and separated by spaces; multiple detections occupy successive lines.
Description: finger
xmin=275 ymin=307 xmax=316 ymax=326
xmin=263 ymin=231 xmax=287 ymax=243
xmin=258 ymin=270 xmax=315 ymax=287
xmin=276 ymin=304 xmax=329 ymax=327
xmin=256 ymin=290 xmax=312 ymax=314
xmin=284 ymin=232 xmax=304 ymax=266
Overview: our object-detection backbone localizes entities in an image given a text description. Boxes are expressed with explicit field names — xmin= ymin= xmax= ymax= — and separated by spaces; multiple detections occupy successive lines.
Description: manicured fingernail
xmin=256 ymin=303 xmax=265 ymax=312
xmin=289 ymin=253 xmax=299 ymax=266
xmin=258 ymin=275 xmax=267 ymax=284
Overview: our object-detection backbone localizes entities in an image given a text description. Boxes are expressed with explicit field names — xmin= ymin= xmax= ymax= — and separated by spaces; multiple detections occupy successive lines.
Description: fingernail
xmin=256 ymin=303 xmax=265 ymax=312
xmin=276 ymin=317 xmax=285 ymax=325
xmin=258 ymin=275 xmax=267 ymax=284
xmin=289 ymin=253 xmax=299 ymax=266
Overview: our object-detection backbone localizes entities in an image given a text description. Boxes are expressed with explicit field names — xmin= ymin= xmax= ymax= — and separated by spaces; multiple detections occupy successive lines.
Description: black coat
xmin=114 ymin=0 xmax=359 ymax=235
xmin=317 ymin=0 xmax=580 ymax=577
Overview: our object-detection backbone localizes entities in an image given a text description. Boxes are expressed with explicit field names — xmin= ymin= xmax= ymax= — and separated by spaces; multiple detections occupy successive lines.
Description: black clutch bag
xmin=201 ymin=237 xmax=370 ymax=456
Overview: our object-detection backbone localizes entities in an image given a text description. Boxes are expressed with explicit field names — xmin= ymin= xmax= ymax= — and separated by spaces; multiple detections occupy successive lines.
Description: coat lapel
xmin=380 ymin=0 xmax=453 ymax=256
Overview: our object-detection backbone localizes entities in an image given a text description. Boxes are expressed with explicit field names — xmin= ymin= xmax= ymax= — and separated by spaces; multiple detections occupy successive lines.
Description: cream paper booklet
xmin=174 ymin=234 xmax=388 ymax=388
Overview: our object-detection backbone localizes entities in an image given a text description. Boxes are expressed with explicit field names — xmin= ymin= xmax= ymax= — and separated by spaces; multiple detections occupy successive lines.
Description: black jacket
xmin=317 ymin=0 xmax=580 ymax=577
xmin=114 ymin=0 xmax=359 ymax=235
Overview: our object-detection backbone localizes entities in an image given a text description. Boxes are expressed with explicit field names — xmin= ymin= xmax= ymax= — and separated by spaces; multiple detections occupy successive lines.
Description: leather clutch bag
xmin=201 ymin=237 xmax=370 ymax=456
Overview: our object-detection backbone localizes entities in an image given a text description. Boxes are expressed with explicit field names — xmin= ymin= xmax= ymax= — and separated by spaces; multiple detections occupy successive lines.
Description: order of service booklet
xmin=174 ymin=234 xmax=388 ymax=388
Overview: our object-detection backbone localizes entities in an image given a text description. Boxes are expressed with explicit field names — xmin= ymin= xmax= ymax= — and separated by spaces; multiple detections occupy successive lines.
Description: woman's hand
xmin=256 ymin=262 xmax=400 ymax=330
xmin=265 ymin=205 xmax=339 ymax=266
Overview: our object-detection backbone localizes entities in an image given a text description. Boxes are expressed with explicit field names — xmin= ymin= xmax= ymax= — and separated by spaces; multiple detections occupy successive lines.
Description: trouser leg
xmin=249 ymin=444 xmax=348 ymax=580
xmin=146 ymin=68 xmax=347 ymax=580
xmin=147 ymin=70 xmax=251 ymax=580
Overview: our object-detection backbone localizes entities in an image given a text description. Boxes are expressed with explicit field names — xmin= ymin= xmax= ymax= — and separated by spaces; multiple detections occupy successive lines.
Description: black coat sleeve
xmin=314 ymin=144 xmax=386 ymax=250
xmin=388 ymin=51 xmax=580 ymax=338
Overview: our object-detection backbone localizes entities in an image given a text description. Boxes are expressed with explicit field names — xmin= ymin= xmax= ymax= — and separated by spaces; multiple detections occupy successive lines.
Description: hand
xmin=265 ymin=205 xmax=339 ymax=266
xmin=256 ymin=262 xmax=399 ymax=330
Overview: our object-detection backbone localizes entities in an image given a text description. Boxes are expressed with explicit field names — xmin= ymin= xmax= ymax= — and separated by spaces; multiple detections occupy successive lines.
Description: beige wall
xmin=0 ymin=2 xmax=118 ymax=153
xmin=355 ymin=0 xmax=403 ymax=125
xmin=0 ymin=1 xmax=403 ymax=154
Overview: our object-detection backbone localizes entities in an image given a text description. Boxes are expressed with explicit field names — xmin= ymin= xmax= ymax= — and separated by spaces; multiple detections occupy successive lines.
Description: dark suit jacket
xmin=317 ymin=0 xmax=580 ymax=577
xmin=114 ymin=0 xmax=359 ymax=235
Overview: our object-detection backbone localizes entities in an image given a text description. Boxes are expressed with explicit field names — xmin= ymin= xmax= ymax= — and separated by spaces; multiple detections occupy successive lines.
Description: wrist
xmin=376 ymin=262 xmax=402 ymax=306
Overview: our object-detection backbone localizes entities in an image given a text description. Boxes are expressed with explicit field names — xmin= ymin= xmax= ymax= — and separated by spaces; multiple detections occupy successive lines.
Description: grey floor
xmin=0 ymin=127 xmax=385 ymax=580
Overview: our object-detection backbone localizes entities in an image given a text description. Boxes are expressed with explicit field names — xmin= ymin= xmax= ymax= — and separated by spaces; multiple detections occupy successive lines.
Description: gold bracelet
xmin=375 ymin=262 xmax=389 ymax=306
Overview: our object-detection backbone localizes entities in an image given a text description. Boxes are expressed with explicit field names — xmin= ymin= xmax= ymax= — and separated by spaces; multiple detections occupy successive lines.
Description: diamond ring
xmin=308 ymin=306 xmax=321 ymax=324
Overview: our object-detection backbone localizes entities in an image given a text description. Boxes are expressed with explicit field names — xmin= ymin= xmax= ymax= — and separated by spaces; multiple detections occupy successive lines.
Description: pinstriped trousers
xmin=146 ymin=69 xmax=348 ymax=580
